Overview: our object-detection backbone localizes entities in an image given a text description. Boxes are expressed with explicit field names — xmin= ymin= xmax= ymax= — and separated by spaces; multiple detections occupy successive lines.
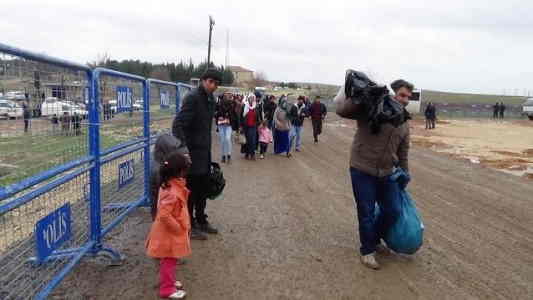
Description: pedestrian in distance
xmin=215 ymin=93 xmax=236 ymax=164
xmin=72 ymin=112 xmax=81 ymax=136
xmin=241 ymin=94 xmax=260 ymax=160
xmin=499 ymin=102 xmax=506 ymax=119
xmin=424 ymin=102 xmax=436 ymax=130
xmin=258 ymin=120 xmax=273 ymax=159
xmin=51 ymin=114 xmax=59 ymax=134
xmin=22 ymin=103 xmax=31 ymax=133
xmin=289 ymin=96 xmax=308 ymax=152
xmin=337 ymin=78 xmax=413 ymax=270
xmin=273 ymin=96 xmax=292 ymax=158
xmin=492 ymin=102 xmax=500 ymax=119
xmin=60 ymin=112 xmax=70 ymax=136
xmin=145 ymin=151 xmax=191 ymax=299
xmin=309 ymin=96 xmax=327 ymax=143
xmin=172 ymin=68 xmax=222 ymax=240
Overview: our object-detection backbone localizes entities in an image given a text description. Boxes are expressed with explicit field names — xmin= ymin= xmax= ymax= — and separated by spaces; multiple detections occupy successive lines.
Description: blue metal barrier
xmin=0 ymin=43 xmax=196 ymax=299
xmin=0 ymin=42 xmax=96 ymax=300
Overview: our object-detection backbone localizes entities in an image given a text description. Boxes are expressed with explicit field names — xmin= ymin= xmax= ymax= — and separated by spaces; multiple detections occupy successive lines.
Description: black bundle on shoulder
xmin=344 ymin=69 xmax=408 ymax=134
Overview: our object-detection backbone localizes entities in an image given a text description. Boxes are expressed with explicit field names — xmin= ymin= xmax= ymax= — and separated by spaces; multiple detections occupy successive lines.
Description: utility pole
xmin=207 ymin=15 xmax=215 ymax=69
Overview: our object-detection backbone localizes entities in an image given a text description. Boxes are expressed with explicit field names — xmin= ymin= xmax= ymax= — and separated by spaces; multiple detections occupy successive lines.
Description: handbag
xmin=206 ymin=162 xmax=226 ymax=200
xmin=238 ymin=132 xmax=247 ymax=145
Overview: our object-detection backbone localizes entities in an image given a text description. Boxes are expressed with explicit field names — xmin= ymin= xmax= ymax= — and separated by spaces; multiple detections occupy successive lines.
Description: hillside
xmin=423 ymin=90 xmax=527 ymax=105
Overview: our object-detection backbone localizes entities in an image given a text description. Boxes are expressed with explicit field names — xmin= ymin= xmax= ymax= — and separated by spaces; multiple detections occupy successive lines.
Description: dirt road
xmin=52 ymin=118 xmax=533 ymax=300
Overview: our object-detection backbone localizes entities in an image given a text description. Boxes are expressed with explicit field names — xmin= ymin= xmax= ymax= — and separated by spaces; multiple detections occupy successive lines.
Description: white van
xmin=522 ymin=98 xmax=533 ymax=120
xmin=405 ymin=89 xmax=422 ymax=114
xmin=41 ymin=97 xmax=88 ymax=118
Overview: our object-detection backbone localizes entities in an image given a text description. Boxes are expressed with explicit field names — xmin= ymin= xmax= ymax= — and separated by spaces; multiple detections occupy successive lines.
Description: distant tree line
xmin=88 ymin=54 xmax=234 ymax=85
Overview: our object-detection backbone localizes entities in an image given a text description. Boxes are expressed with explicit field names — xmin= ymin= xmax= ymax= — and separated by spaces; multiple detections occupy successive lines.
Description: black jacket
xmin=264 ymin=100 xmax=277 ymax=121
xmin=289 ymin=103 xmax=308 ymax=127
xmin=172 ymin=85 xmax=216 ymax=175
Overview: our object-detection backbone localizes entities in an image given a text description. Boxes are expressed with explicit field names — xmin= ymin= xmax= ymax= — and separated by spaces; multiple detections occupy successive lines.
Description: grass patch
xmin=0 ymin=130 xmax=124 ymax=187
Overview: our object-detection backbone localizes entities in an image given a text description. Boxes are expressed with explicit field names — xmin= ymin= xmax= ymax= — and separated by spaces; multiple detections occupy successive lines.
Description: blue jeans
xmin=289 ymin=125 xmax=303 ymax=151
xmin=350 ymin=168 xmax=401 ymax=255
xmin=218 ymin=125 xmax=232 ymax=157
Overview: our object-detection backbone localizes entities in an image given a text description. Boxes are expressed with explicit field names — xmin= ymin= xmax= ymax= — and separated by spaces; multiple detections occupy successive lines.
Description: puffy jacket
xmin=150 ymin=134 xmax=188 ymax=220
xmin=146 ymin=178 xmax=191 ymax=258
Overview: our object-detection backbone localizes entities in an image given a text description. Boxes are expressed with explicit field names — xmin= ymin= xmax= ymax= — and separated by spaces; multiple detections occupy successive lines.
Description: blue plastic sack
xmin=375 ymin=170 xmax=424 ymax=254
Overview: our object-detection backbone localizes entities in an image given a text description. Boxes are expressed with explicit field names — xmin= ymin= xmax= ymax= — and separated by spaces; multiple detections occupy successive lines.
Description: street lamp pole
xmin=207 ymin=15 xmax=215 ymax=69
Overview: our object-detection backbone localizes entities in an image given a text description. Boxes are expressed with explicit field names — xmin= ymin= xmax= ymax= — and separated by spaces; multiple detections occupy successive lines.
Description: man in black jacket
xmin=172 ymin=69 xmax=222 ymax=239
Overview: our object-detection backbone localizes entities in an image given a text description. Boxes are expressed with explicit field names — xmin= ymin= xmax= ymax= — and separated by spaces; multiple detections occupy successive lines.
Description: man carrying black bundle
xmin=172 ymin=68 xmax=222 ymax=240
xmin=336 ymin=72 xmax=413 ymax=270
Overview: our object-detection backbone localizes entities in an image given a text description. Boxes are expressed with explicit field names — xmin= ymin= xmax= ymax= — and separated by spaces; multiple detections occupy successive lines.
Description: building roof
xmin=228 ymin=65 xmax=254 ymax=73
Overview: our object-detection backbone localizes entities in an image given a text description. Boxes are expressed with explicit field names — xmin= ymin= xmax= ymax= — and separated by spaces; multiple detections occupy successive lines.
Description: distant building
xmin=228 ymin=66 xmax=254 ymax=85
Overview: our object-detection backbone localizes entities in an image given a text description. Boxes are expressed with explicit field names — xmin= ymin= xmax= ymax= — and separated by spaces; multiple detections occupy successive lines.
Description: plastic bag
xmin=375 ymin=172 xmax=424 ymax=254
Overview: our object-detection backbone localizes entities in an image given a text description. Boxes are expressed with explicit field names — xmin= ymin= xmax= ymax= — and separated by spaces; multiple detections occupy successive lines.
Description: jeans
xmin=218 ymin=125 xmax=232 ymax=157
xmin=159 ymin=258 xmax=178 ymax=297
xmin=244 ymin=125 xmax=258 ymax=156
xmin=350 ymin=168 xmax=401 ymax=255
xmin=186 ymin=174 xmax=209 ymax=224
xmin=289 ymin=125 xmax=303 ymax=151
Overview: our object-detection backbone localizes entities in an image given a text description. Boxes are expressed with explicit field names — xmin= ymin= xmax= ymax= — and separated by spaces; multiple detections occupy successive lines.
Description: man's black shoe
xmin=198 ymin=222 xmax=219 ymax=234
xmin=190 ymin=227 xmax=208 ymax=240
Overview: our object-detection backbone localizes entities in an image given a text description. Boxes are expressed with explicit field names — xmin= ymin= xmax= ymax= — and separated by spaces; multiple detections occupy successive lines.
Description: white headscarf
xmin=243 ymin=94 xmax=257 ymax=117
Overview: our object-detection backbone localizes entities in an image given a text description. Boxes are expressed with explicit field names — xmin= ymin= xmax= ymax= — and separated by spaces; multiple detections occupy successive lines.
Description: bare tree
xmin=87 ymin=52 xmax=111 ymax=68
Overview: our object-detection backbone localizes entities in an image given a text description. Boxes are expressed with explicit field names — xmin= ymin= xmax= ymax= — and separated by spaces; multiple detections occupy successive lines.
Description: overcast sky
xmin=2 ymin=0 xmax=532 ymax=94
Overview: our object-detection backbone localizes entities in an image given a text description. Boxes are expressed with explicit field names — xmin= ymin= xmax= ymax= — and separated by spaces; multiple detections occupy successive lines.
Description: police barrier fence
xmin=0 ymin=42 xmax=193 ymax=299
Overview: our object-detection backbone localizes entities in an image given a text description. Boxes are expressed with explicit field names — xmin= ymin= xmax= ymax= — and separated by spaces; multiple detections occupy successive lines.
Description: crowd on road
xmin=213 ymin=91 xmax=328 ymax=161
xmin=148 ymin=69 xmax=328 ymax=298
xmin=146 ymin=68 xmax=419 ymax=299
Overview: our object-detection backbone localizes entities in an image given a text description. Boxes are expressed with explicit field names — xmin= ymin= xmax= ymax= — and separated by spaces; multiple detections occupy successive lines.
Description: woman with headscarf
xmin=241 ymin=94 xmax=260 ymax=160
xmin=273 ymin=95 xmax=292 ymax=157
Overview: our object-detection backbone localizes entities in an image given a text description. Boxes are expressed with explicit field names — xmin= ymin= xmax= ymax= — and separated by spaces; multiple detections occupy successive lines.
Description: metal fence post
xmin=176 ymin=83 xmax=182 ymax=115
xmin=142 ymin=80 xmax=151 ymax=206
xmin=88 ymin=70 xmax=102 ymax=251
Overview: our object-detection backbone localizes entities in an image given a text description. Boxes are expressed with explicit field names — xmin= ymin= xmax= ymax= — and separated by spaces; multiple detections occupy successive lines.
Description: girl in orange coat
xmin=146 ymin=151 xmax=191 ymax=299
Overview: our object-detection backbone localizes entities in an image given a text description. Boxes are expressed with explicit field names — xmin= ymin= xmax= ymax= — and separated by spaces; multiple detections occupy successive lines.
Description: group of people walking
xmin=145 ymin=68 xmax=416 ymax=299
xmin=146 ymin=69 xmax=329 ymax=299
xmin=215 ymin=91 xmax=328 ymax=161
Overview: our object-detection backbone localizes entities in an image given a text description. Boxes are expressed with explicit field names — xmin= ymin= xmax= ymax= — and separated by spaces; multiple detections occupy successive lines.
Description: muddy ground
xmin=52 ymin=117 xmax=533 ymax=299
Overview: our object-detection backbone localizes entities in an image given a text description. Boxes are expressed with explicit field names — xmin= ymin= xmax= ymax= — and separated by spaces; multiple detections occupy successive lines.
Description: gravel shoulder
xmin=52 ymin=118 xmax=533 ymax=300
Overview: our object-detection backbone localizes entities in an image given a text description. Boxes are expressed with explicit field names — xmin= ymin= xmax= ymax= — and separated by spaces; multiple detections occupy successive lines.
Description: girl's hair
xmin=260 ymin=120 xmax=268 ymax=127
xmin=159 ymin=151 xmax=190 ymax=189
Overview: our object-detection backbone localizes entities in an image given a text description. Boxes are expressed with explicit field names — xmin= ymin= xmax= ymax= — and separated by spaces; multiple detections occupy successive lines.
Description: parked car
xmin=522 ymin=98 xmax=533 ymax=120
xmin=5 ymin=91 xmax=26 ymax=100
xmin=133 ymin=99 xmax=143 ymax=111
xmin=41 ymin=97 xmax=88 ymax=118
xmin=0 ymin=99 xmax=23 ymax=119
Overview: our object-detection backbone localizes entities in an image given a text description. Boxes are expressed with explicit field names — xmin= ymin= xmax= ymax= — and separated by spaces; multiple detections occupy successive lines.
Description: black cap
xmin=201 ymin=68 xmax=223 ymax=82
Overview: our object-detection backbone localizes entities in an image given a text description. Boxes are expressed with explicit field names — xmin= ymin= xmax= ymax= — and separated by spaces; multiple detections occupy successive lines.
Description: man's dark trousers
xmin=312 ymin=119 xmax=322 ymax=142
xmin=186 ymin=174 xmax=209 ymax=225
